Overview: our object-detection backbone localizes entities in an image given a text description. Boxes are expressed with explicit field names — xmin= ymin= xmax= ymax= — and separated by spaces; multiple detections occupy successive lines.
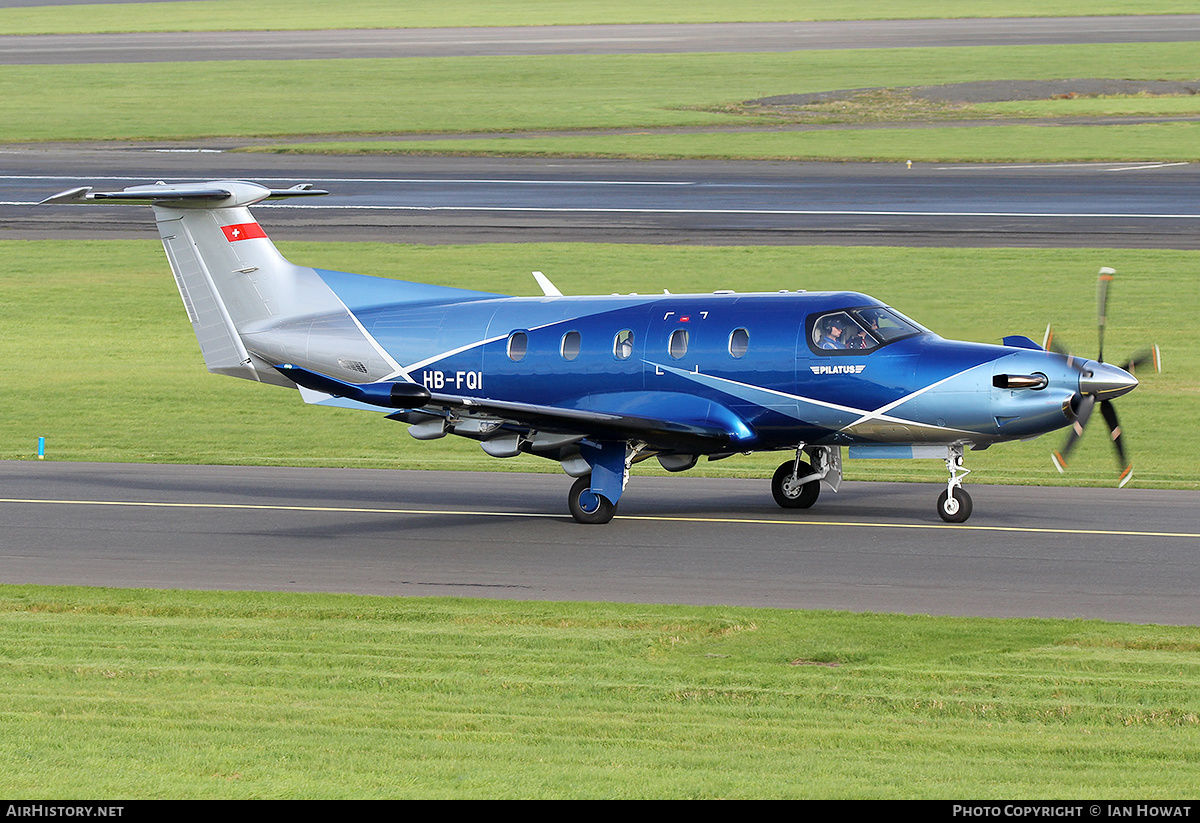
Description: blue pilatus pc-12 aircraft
xmin=44 ymin=180 xmax=1157 ymax=524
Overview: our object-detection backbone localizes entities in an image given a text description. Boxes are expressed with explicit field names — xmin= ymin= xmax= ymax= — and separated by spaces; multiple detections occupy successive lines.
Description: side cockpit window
xmin=811 ymin=307 xmax=922 ymax=354
xmin=856 ymin=307 xmax=922 ymax=343
xmin=813 ymin=312 xmax=870 ymax=351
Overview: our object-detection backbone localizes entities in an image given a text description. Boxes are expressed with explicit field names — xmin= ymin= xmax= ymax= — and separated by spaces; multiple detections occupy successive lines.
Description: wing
xmin=274 ymin=364 xmax=739 ymax=454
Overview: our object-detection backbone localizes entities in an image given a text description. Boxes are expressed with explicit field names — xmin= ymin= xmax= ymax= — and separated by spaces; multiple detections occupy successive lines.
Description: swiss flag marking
xmin=221 ymin=222 xmax=266 ymax=242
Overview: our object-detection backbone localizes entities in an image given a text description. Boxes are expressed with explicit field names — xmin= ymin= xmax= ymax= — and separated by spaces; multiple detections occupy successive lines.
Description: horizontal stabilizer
xmin=41 ymin=180 xmax=327 ymax=208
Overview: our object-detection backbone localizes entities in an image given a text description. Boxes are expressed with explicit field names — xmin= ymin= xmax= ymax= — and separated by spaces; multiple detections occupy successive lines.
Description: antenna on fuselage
xmin=532 ymin=271 xmax=563 ymax=297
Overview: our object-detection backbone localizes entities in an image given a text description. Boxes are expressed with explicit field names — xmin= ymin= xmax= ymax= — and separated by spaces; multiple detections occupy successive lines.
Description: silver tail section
xmin=42 ymin=180 xmax=380 ymax=388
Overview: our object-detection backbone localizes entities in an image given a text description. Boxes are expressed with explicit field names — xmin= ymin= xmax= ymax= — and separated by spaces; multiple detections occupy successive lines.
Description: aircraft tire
xmin=771 ymin=460 xmax=820 ymax=509
xmin=568 ymin=475 xmax=617 ymax=524
xmin=936 ymin=487 xmax=972 ymax=523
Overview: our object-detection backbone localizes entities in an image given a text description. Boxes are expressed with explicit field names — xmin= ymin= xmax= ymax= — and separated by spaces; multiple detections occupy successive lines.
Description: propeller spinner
xmin=1047 ymin=267 xmax=1159 ymax=487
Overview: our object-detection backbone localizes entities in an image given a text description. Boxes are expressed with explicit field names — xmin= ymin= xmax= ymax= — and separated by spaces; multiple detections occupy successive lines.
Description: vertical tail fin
xmin=44 ymin=180 xmax=503 ymax=390
xmin=43 ymin=180 xmax=338 ymax=385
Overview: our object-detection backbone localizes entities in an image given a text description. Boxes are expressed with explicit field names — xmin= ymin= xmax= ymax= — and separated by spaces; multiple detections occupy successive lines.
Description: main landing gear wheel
xmin=772 ymin=460 xmax=820 ymax=509
xmin=568 ymin=475 xmax=617 ymax=524
xmin=936 ymin=487 xmax=973 ymax=523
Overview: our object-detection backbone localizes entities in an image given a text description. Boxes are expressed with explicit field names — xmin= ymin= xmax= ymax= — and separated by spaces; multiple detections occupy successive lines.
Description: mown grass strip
xmin=0 ymin=585 xmax=1197 ymax=798
xmin=1 ymin=43 xmax=1198 ymax=146
xmin=0 ymin=1 xmax=1194 ymax=35
xmin=1 ymin=240 xmax=1195 ymax=487
xmin=266 ymin=122 xmax=1200 ymax=163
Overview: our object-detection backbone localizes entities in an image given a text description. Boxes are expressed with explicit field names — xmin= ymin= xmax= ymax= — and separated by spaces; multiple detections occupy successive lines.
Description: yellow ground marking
xmin=2 ymin=497 xmax=1198 ymax=539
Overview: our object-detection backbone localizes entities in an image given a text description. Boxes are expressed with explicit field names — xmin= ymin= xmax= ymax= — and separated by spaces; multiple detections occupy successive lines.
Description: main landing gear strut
xmin=565 ymin=439 xmax=634 ymax=524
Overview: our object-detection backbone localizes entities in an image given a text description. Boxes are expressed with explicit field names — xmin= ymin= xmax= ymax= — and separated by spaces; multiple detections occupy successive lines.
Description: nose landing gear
xmin=937 ymin=445 xmax=973 ymax=523
xmin=771 ymin=445 xmax=839 ymax=510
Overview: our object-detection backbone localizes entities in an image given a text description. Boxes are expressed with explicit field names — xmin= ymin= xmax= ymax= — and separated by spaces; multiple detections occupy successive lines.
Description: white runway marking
xmin=0 ymin=174 xmax=694 ymax=187
xmin=260 ymin=204 xmax=1200 ymax=219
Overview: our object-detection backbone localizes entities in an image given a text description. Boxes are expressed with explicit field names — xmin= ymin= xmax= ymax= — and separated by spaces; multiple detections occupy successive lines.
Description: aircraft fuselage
xmin=252 ymin=284 xmax=1084 ymax=454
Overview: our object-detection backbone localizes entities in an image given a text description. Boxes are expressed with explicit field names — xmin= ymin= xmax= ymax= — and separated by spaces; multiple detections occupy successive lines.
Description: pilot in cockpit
xmin=846 ymin=314 xmax=878 ymax=350
xmin=818 ymin=318 xmax=846 ymax=349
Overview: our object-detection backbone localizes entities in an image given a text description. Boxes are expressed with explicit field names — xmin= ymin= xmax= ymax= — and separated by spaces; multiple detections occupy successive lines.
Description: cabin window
xmin=560 ymin=330 xmax=581 ymax=361
xmin=668 ymin=328 xmax=689 ymax=359
xmin=613 ymin=329 xmax=634 ymax=360
xmin=728 ymin=327 xmax=749 ymax=358
xmin=507 ymin=331 xmax=528 ymax=362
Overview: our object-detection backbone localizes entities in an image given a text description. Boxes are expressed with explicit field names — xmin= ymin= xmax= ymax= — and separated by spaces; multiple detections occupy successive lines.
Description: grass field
xmin=1 ymin=585 xmax=1198 ymax=798
xmin=265 ymin=122 xmax=1200 ymax=163
xmin=2 ymin=239 xmax=1194 ymax=489
xmin=4 ymin=43 xmax=1198 ymax=140
xmin=1 ymin=0 xmax=1195 ymax=35
xmin=1 ymin=8 xmax=1197 ymax=165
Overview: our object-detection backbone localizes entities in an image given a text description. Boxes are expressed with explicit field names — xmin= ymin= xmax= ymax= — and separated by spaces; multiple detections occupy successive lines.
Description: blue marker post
xmin=37 ymin=437 xmax=45 ymax=460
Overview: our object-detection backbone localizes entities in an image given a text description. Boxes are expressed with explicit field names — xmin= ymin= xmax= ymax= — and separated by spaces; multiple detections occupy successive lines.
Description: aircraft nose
xmin=1078 ymin=361 xmax=1138 ymax=400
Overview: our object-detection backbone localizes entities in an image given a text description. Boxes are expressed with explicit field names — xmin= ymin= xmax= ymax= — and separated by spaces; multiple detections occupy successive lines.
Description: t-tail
xmin=43 ymin=181 xmax=336 ymax=386
xmin=41 ymin=180 xmax=497 ymax=389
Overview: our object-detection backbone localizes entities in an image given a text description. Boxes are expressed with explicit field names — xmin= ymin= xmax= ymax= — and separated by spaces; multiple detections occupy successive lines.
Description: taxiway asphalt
xmin=3 ymin=17 xmax=1199 ymax=64
xmin=2 ymin=461 xmax=1197 ymax=625
xmin=5 ymin=153 xmax=1198 ymax=247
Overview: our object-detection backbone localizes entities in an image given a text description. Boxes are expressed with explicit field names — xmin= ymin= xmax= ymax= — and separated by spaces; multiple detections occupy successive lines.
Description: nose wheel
xmin=937 ymin=487 xmax=972 ymax=523
xmin=937 ymin=445 xmax=973 ymax=523
xmin=772 ymin=456 xmax=821 ymax=509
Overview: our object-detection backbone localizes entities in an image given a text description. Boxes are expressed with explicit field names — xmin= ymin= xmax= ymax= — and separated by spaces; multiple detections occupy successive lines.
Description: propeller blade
xmin=1051 ymin=395 xmax=1095 ymax=473
xmin=1120 ymin=345 xmax=1161 ymax=376
xmin=1042 ymin=323 xmax=1066 ymax=355
xmin=1098 ymin=399 xmax=1133 ymax=487
xmin=1047 ymin=268 xmax=1152 ymax=486
xmin=1096 ymin=267 xmax=1115 ymax=363
xmin=1042 ymin=324 xmax=1082 ymax=367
